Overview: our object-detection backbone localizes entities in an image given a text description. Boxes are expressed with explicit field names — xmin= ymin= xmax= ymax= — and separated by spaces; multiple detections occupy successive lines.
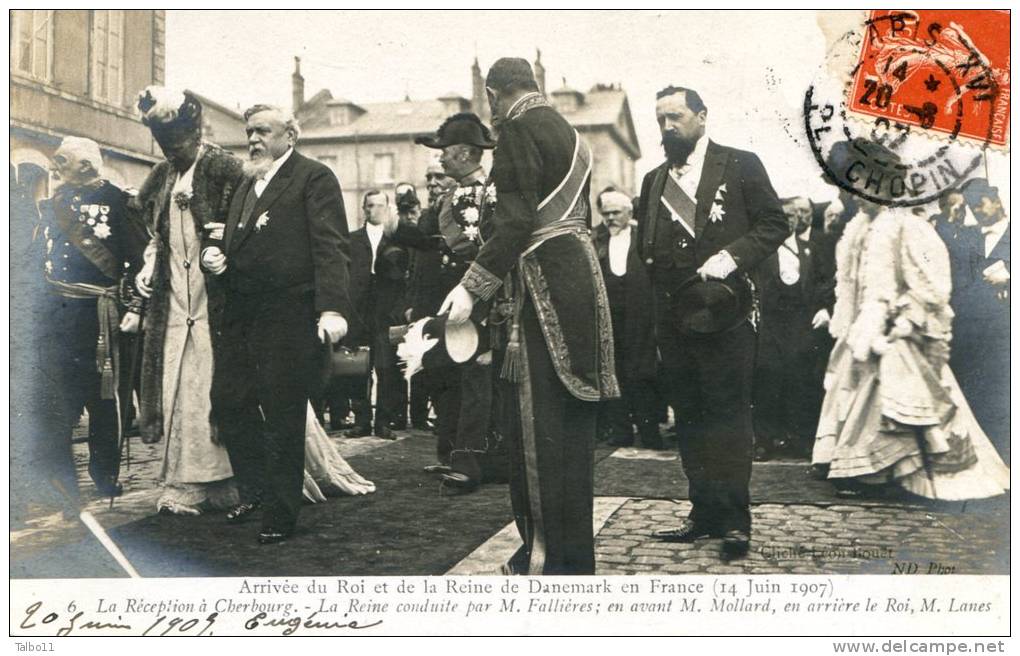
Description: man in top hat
xmin=954 ymin=177 xmax=1010 ymax=462
xmin=211 ymin=103 xmax=353 ymax=543
xmin=386 ymin=112 xmax=499 ymax=492
xmin=19 ymin=136 xmax=147 ymax=520
xmin=636 ymin=85 xmax=787 ymax=560
xmin=440 ymin=59 xmax=619 ymax=574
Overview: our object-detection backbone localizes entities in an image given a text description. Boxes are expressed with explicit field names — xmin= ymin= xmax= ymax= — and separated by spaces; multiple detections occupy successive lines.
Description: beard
xmin=243 ymin=151 xmax=274 ymax=179
xmin=661 ymin=131 xmax=696 ymax=167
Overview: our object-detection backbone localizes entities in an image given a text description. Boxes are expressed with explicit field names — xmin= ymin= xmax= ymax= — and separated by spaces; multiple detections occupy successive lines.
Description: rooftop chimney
xmin=534 ymin=49 xmax=546 ymax=96
xmin=292 ymin=56 xmax=305 ymax=113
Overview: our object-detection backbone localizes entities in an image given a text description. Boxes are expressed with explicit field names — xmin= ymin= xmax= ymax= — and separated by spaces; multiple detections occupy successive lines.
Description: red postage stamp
xmin=848 ymin=9 xmax=1010 ymax=147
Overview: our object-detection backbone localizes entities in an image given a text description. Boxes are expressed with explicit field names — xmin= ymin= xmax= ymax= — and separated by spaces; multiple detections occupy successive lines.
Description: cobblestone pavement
xmin=11 ymin=430 xmax=1010 ymax=576
xmin=594 ymin=498 xmax=1009 ymax=575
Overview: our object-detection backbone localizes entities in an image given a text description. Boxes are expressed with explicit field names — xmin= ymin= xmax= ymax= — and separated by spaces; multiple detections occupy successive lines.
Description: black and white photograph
xmin=8 ymin=7 xmax=1012 ymax=640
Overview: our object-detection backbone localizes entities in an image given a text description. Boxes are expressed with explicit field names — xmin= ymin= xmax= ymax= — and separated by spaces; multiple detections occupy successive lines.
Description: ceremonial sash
xmin=535 ymin=130 xmax=592 ymax=229
xmin=659 ymin=170 xmax=696 ymax=238
xmin=46 ymin=278 xmax=121 ymax=401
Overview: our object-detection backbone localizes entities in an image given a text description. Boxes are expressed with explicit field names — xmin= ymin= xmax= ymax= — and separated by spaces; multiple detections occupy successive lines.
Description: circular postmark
xmin=805 ymin=11 xmax=1000 ymax=207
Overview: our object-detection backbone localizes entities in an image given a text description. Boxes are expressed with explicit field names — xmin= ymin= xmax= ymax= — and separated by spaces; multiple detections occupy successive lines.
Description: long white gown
xmin=812 ymin=209 xmax=1009 ymax=500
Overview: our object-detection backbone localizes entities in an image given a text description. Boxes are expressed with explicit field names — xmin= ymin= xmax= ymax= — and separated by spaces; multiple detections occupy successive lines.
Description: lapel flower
xmin=93 ymin=223 xmax=112 ymax=239
xmin=708 ymin=183 xmax=727 ymax=223
xmin=254 ymin=211 xmax=271 ymax=232
xmin=173 ymin=191 xmax=192 ymax=211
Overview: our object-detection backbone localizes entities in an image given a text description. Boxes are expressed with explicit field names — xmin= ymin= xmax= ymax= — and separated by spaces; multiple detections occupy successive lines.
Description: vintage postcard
xmin=8 ymin=7 xmax=1012 ymax=644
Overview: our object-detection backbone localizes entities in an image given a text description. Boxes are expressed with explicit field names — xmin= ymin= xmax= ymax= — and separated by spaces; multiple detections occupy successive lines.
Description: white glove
xmin=983 ymin=260 xmax=1010 ymax=287
xmin=317 ymin=312 xmax=348 ymax=344
xmin=697 ymin=250 xmax=738 ymax=280
xmin=439 ymin=284 xmax=475 ymax=324
xmin=135 ymin=263 xmax=155 ymax=298
xmin=203 ymin=222 xmax=226 ymax=241
xmin=811 ymin=309 xmax=831 ymax=329
xmin=119 ymin=311 xmax=142 ymax=334
xmin=201 ymin=247 xmax=228 ymax=275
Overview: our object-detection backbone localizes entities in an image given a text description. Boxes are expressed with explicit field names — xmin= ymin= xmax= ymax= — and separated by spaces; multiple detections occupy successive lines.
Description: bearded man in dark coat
xmin=637 ymin=85 xmax=787 ymax=561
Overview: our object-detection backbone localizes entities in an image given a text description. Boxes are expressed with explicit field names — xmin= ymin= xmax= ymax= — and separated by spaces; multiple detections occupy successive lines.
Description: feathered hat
xmin=137 ymin=86 xmax=203 ymax=135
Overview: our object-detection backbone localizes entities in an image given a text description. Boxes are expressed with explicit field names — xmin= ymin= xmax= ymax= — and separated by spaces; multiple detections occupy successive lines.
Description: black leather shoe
xmin=654 ymin=520 xmax=715 ymax=543
xmin=440 ymin=472 xmax=479 ymax=494
xmin=226 ymin=501 xmax=261 ymax=522
xmin=257 ymin=530 xmax=292 ymax=545
xmin=375 ymin=425 xmax=397 ymax=440
xmin=721 ymin=530 xmax=750 ymax=561
xmin=607 ymin=434 xmax=635 ymax=447
xmin=423 ymin=464 xmax=453 ymax=474
xmin=345 ymin=425 xmax=373 ymax=438
xmin=95 ymin=481 xmax=123 ymax=498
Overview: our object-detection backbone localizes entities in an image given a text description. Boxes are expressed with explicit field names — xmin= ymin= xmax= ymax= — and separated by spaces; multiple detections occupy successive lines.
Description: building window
xmin=10 ymin=10 xmax=53 ymax=81
xmin=373 ymin=153 xmax=394 ymax=185
xmin=318 ymin=155 xmax=338 ymax=172
xmin=91 ymin=10 xmax=125 ymax=106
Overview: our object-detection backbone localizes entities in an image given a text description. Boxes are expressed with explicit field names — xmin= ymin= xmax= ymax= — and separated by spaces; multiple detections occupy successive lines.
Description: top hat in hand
xmin=673 ymin=274 xmax=752 ymax=335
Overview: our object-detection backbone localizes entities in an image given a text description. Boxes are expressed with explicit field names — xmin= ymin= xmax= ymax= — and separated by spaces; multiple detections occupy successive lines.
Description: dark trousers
xmin=371 ymin=329 xmax=407 ymax=430
xmin=655 ymin=284 xmax=755 ymax=536
xmin=27 ymin=297 xmax=122 ymax=512
xmin=600 ymin=375 xmax=660 ymax=444
xmin=754 ymin=309 xmax=821 ymax=456
xmin=505 ymin=299 xmax=597 ymax=575
xmin=432 ymin=361 xmax=493 ymax=481
xmin=213 ymin=289 xmax=319 ymax=533
xmin=409 ymin=376 xmax=430 ymax=427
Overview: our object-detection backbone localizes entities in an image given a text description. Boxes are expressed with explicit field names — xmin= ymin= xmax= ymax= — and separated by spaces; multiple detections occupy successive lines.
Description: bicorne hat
xmin=415 ymin=112 xmax=496 ymax=150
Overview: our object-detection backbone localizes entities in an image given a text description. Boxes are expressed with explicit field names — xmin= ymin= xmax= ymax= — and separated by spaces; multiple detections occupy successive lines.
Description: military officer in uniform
xmin=387 ymin=112 xmax=499 ymax=492
xmin=24 ymin=136 xmax=146 ymax=517
xmin=441 ymin=58 xmax=619 ymax=574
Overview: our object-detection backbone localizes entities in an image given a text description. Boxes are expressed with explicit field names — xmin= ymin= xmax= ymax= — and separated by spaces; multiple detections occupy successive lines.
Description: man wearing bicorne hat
xmin=636 ymin=85 xmax=787 ymax=560
xmin=20 ymin=136 xmax=147 ymax=519
xmin=440 ymin=60 xmax=619 ymax=574
xmin=386 ymin=112 xmax=500 ymax=493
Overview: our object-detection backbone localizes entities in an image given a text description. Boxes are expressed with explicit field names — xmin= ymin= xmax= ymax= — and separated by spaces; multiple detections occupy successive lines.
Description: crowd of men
xmin=11 ymin=56 xmax=1009 ymax=574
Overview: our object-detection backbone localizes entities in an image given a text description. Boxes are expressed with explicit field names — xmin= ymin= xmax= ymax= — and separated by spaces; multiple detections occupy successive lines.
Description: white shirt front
xmin=254 ymin=147 xmax=293 ymax=197
xmin=778 ymin=229 xmax=810 ymax=285
xmin=366 ymin=221 xmax=384 ymax=273
xmin=983 ymin=215 xmax=1009 ymax=257
xmin=608 ymin=226 xmax=631 ymax=277
xmin=669 ymin=134 xmax=709 ymax=201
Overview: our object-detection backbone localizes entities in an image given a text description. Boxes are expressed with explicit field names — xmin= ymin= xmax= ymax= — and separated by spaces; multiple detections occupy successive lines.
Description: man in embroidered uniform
xmin=637 ymin=85 xmax=787 ymax=560
xmin=440 ymin=59 xmax=619 ymax=574
xmin=25 ymin=136 xmax=146 ymax=516
xmin=213 ymin=104 xmax=353 ymax=544
xmin=387 ymin=113 xmax=499 ymax=492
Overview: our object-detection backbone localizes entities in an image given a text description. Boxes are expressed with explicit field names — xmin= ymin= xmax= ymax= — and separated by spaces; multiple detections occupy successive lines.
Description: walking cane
xmin=111 ymin=330 xmax=144 ymax=510
xmin=50 ymin=478 xmax=141 ymax=578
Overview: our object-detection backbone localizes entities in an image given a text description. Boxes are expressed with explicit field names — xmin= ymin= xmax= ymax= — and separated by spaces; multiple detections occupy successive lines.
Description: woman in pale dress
xmin=134 ymin=88 xmax=374 ymax=515
xmin=812 ymin=194 xmax=1009 ymax=500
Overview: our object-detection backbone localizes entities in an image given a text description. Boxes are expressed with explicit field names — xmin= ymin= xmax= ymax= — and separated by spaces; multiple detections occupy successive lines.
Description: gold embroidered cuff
xmin=462 ymin=262 xmax=503 ymax=300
